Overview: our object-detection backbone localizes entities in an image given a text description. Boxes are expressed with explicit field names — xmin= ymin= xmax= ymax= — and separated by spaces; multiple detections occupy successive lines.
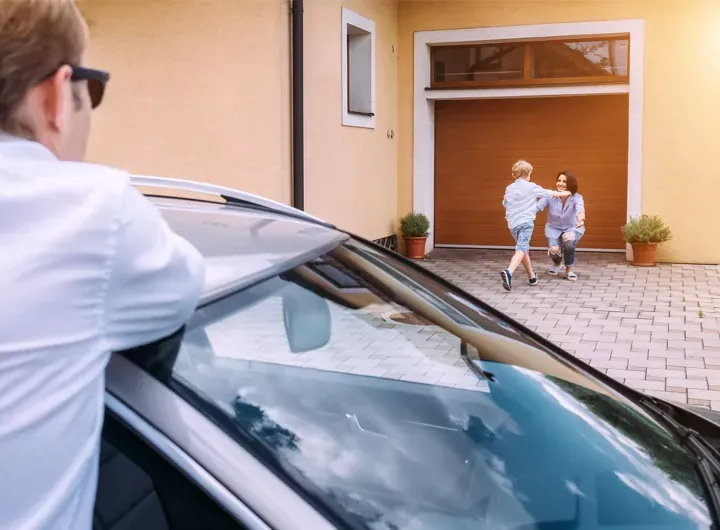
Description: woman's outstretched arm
xmin=575 ymin=194 xmax=586 ymax=227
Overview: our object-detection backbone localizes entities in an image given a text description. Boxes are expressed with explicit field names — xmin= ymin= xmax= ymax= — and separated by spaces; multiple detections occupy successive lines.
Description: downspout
xmin=291 ymin=0 xmax=304 ymax=211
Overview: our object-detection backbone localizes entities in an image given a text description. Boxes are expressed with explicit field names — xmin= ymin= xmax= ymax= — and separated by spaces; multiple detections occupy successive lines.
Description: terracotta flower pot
xmin=631 ymin=242 xmax=658 ymax=267
xmin=404 ymin=236 xmax=427 ymax=259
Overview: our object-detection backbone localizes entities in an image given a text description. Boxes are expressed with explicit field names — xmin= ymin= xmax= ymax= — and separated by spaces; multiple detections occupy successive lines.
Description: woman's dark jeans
xmin=548 ymin=230 xmax=582 ymax=267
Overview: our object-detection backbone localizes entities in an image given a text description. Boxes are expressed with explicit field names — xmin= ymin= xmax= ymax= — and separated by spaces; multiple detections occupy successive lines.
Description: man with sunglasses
xmin=0 ymin=1 xmax=205 ymax=529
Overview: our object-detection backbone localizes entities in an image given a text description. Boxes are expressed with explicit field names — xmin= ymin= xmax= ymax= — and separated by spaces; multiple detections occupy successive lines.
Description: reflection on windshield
xmin=176 ymin=354 xmax=711 ymax=529
xmin=542 ymin=373 xmax=710 ymax=525
xmin=170 ymin=243 xmax=712 ymax=530
xmin=233 ymin=395 xmax=300 ymax=452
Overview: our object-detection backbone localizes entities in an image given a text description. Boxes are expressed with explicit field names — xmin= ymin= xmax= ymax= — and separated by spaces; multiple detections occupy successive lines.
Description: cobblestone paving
xmin=419 ymin=249 xmax=720 ymax=409
xmin=201 ymin=298 xmax=490 ymax=393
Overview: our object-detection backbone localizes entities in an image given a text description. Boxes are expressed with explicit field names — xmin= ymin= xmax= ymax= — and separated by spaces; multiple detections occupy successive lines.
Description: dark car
xmin=96 ymin=176 xmax=720 ymax=530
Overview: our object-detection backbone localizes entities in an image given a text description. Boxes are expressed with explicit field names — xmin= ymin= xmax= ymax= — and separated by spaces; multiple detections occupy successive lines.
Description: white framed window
xmin=341 ymin=7 xmax=375 ymax=129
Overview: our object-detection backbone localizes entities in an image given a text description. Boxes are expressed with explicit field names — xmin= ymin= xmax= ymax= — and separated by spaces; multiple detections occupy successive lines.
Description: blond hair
xmin=0 ymin=0 xmax=86 ymax=137
xmin=511 ymin=160 xmax=533 ymax=179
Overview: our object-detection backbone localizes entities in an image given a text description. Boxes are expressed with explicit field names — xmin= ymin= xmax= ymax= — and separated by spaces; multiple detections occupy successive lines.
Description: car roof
xmin=147 ymin=196 xmax=348 ymax=304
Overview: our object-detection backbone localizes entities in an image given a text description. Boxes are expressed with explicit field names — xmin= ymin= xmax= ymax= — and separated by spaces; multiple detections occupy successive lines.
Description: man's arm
xmin=103 ymin=185 xmax=205 ymax=353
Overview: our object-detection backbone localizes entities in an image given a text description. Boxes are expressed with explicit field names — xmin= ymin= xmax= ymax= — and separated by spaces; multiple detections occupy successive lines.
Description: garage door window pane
xmin=531 ymin=39 xmax=629 ymax=79
xmin=433 ymin=44 xmax=524 ymax=84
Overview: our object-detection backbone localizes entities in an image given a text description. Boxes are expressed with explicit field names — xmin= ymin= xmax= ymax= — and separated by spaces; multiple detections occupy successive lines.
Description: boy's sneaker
xmin=529 ymin=275 xmax=538 ymax=286
xmin=501 ymin=269 xmax=512 ymax=291
xmin=548 ymin=265 xmax=562 ymax=276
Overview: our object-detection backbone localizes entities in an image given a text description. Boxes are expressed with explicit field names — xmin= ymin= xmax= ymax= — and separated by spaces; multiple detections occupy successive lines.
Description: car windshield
xmin=165 ymin=239 xmax=711 ymax=529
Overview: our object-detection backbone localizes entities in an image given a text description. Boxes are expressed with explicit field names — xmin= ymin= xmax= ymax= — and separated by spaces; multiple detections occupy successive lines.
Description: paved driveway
xmin=420 ymin=249 xmax=720 ymax=409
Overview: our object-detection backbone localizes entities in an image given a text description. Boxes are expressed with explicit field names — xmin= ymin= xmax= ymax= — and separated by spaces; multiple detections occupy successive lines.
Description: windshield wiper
xmin=459 ymin=341 xmax=496 ymax=382
xmin=639 ymin=396 xmax=720 ymax=527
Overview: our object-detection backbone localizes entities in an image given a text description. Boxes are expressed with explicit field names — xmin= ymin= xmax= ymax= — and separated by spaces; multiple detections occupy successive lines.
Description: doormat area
xmin=387 ymin=312 xmax=434 ymax=326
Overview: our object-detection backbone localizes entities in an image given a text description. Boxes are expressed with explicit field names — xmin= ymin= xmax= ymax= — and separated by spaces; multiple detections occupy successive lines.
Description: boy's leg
xmin=503 ymin=224 xmax=533 ymax=291
xmin=507 ymin=223 xmax=530 ymax=274
xmin=508 ymin=251 xmax=525 ymax=275
xmin=502 ymin=250 xmax=522 ymax=292
xmin=521 ymin=252 xmax=535 ymax=278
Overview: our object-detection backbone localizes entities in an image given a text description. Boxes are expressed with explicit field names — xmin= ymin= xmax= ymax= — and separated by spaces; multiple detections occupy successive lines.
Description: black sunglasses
xmin=41 ymin=65 xmax=110 ymax=109
xmin=71 ymin=66 xmax=110 ymax=109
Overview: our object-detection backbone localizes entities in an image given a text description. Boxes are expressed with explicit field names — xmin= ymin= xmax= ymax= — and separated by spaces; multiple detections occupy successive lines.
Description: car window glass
xmin=99 ymin=412 xmax=248 ymax=530
xmin=169 ymin=246 xmax=711 ymax=530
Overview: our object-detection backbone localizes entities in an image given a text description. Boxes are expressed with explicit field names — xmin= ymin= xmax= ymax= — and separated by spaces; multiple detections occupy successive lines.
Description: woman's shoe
xmin=566 ymin=271 xmax=578 ymax=281
xmin=548 ymin=265 xmax=562 ymax=276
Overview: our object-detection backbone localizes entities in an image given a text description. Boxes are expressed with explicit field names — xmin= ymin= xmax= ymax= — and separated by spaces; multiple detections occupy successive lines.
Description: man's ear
xmin=42 ymin=65 xmax=74 ymax=132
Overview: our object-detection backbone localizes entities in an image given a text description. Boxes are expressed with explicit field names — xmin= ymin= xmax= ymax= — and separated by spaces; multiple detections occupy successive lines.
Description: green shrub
xmin=400 ymin=212 xmax=430 ymax=238
xmin=622 ymin=214 xmax=672 ymax=244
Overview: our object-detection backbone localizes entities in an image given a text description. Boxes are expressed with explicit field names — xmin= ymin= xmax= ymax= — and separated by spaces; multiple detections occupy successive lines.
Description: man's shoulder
xmin=27 ymin=159 xmax=132 ymax=209
xmin=52 ymin=160 xmax=130 ymax=192
xmin=7 ymin=159 xmax=137 ymax=227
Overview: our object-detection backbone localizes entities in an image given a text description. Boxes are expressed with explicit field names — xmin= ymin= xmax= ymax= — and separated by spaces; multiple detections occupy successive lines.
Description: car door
xmin=98 ymin=395 xmax=254 ymax=530
xmin=104 ymin=354 xmax=337 ymax=530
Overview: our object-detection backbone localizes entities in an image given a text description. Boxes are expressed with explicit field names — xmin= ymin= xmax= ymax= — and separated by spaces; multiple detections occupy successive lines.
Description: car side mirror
xmin=282 ymin=286 xmax=332 ymax=353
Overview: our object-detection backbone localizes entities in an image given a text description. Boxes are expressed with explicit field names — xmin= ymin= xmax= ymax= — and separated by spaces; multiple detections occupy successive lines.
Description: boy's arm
xmin=529 ymin=182 xmax=569 ymax=199
xmin=550 ymin=190 xmax=572 ymax=198
xmin=536 ymin=196 xmax=549 ymax=212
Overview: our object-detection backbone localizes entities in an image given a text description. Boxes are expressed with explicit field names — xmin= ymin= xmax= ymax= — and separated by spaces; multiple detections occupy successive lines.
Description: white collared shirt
xmin=502 ymin=178 xmax=554 ymax=230
xmin=0 ymin=135 xmax=205 ymax=529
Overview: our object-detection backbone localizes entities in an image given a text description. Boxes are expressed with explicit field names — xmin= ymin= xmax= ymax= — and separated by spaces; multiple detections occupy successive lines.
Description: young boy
xmin=501 ymin=160 xmax=570 ymax=292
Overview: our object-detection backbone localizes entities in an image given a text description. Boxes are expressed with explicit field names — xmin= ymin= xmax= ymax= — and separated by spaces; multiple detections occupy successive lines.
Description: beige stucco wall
xmin=304 ymin=0 xmax=399 ymax=239
xmin=398 ymin=0 xmax=720 ymax=263
xmin=83 ymin=0 xmax=399 ymax=241
xmin=83 ymin=0 xmax=291 ymax=204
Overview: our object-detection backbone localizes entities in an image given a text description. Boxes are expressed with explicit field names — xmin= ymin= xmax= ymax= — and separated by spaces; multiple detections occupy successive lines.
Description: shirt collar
xmin=0 ymin=133 xmax=58 ymax=162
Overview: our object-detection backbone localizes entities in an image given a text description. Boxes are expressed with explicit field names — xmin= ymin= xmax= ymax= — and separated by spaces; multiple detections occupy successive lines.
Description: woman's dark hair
xmin=557 ymin=171 xmax=578 ymax=195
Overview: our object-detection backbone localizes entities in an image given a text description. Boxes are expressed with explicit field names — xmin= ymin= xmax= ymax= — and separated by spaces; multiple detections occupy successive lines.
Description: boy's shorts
xmin=510 ymin=222 xmax=534 ymax=253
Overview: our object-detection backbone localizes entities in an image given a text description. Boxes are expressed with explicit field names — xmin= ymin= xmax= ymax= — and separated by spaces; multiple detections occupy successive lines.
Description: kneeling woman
xmin=536 ymin=171 xmax=586 ymax=281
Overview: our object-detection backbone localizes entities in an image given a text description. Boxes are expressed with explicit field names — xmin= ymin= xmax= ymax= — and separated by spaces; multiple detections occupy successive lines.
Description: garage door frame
xmin=412 ymin=19 xmax=645 ymax=259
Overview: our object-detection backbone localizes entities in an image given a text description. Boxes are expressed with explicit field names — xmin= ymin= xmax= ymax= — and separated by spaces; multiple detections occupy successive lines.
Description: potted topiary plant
xmin=622 ymin=214 xmax=672 ymax=266
xmin=400 ymin=212 xmax=430 ymax=259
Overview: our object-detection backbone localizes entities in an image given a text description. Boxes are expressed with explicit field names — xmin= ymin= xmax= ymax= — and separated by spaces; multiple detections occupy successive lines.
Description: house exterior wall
xmin=398 ymin=0 xmax=720 ymax=263
xmin=83 ymin=0 xmax=399 ymax=242
xmin=83 ymin=0 xmax=720 ymax=262
xmin=304 ymin=0 xmax=399 ymax=240
xmin=83 ymin=0 xmax=292 ymax=205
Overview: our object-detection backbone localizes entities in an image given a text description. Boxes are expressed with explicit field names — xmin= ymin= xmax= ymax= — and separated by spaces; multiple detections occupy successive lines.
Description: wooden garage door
xmin=434 ymin=95 xmax=629 ymax=250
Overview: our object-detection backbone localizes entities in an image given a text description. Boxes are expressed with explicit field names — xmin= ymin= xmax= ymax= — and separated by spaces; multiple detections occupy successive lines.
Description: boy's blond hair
xmin=511 ymin=160 xmax=533 ymax=179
